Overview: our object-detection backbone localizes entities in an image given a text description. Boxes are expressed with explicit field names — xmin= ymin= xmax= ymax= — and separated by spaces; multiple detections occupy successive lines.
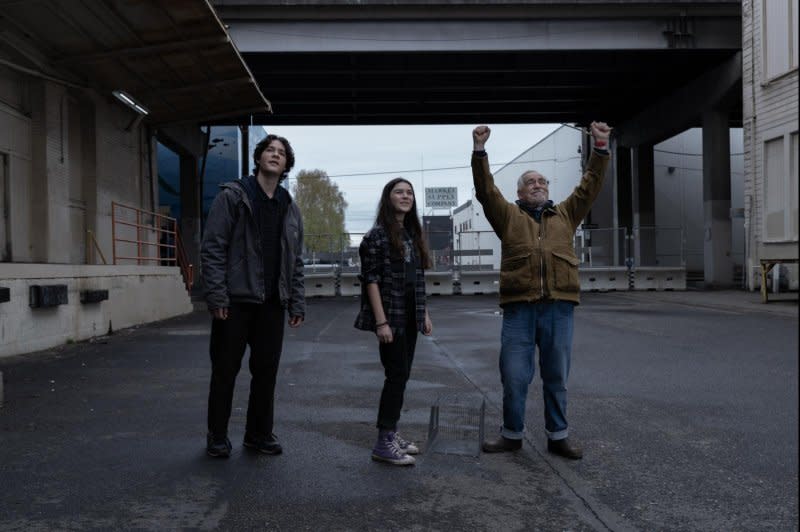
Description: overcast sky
xmin=270 ymin=123 xmax=559 ymax=236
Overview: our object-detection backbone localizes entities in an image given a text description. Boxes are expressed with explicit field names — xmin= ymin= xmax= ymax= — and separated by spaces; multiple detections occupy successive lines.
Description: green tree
xmin=292 ymin=169 xmax=349 ymax=255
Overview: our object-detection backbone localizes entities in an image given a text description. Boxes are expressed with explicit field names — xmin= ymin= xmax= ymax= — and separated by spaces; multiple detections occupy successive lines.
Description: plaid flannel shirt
xmin=353 ymin=225 xmax=427 ymax=333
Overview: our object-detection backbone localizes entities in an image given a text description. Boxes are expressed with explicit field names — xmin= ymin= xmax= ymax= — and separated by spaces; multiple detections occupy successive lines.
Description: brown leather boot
xmin=547 ymin=437 xmax=583 ymax=459
xmin=482 ymin=436 xmax=522 ymax=453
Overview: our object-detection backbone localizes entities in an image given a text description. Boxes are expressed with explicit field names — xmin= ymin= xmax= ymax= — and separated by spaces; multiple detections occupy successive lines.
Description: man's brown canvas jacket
xmin=471 ymin=150 xmax=609 ymax=306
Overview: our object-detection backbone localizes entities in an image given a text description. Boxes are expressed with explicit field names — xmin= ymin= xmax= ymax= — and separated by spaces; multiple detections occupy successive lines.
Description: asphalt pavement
xmin=0 ymin=290 xmax=797 ymax=531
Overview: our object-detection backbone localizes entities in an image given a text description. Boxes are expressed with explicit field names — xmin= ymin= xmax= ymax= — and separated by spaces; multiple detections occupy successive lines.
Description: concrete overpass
xmin=212 ymin=1 xmax=742 ymax=140
xmin=213 ymin=0 xmax=743 ymax=287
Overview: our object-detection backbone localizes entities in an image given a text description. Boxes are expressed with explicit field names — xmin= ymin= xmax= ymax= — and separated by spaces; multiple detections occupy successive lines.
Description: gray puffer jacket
xmin=201 ymin=179 xmax=305 ymax=318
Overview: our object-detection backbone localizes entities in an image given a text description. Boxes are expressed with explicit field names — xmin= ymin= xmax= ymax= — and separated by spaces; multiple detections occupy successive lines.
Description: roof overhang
xmin=0 ymin=0 xmax=270 ymax=126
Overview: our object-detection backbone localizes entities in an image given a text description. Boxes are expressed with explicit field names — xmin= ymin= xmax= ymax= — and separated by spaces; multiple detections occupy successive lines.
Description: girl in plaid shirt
xmin=355 ymin=178 xmax=433 ymax=466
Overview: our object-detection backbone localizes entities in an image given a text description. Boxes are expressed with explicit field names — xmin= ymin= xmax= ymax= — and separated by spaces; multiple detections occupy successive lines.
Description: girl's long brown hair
xmin=375 ymin=178 xmax=431 ymax=269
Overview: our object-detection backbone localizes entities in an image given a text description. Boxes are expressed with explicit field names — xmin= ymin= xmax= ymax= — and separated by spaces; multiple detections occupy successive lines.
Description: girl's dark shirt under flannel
xmin=403 ymin=238 xmax=416 ymax=290
xmin=354 ymin=224 xmax=427 ymax=333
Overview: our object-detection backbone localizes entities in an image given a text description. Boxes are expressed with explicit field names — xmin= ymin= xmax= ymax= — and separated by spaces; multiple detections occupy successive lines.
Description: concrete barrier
xmin=0 ymin=264 xmax=192 ymax=359
xmin=458 ymin=271 xmax=500 ymax=295
xmin=339 ymin=272 xmax=362 ymax=297
xmin=579 ymin=267 xmax=630 ymax=291
xmin=632 ymin=267 xmax=686 ymax=290
xmin=304 ymin=273 xmax=337 ymax=297
xmin=303 ymin=266 xmax=681 ymax=298
xmin=425 ymin=272 xmax=454 ymax=296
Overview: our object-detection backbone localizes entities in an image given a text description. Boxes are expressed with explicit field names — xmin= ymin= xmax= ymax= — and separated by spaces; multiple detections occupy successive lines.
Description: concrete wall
xmin=653 ymin=128 xmax=744 ymax=272
xmin=0 ymin=65 xmax=33 ymax=262
xmin=0 ymin=72 xmax=154 ymax=266
xmin=0 ymin=264 xmax=192 ymax=358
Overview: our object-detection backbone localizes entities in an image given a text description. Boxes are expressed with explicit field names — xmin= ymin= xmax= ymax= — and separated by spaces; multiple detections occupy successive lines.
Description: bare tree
xmin=292 ymin=169 xmax=348 ymax=255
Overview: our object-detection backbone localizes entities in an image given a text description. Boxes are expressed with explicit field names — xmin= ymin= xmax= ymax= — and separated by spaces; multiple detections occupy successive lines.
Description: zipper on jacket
xmin=540 ymin=214 xmax=550 ymax=300
xmin=538 ymin=221 xmax=544 ymax=300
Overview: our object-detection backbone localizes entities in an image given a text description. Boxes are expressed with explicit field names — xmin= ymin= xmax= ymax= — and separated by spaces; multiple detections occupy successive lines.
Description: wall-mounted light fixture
xmin=112 ymin=90 xmax=149 ymax=115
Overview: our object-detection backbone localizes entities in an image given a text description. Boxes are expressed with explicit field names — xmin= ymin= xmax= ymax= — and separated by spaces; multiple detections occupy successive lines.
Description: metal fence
xmin=574 ymin=227 xmax=628 ymax=267
xmin=111 ymin=202 xmax=194 ymax=290
xmin=633 ymin=226 xmax=686 ymax=268
xmin=303 ymin=231 xmax=456 ymax=274
xmin=302 ymin=225 xmax=686 ymax=274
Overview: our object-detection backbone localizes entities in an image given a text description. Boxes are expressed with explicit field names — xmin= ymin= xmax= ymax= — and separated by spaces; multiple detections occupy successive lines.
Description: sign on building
xmin=425 ymin=187 xmax=458 ymax=209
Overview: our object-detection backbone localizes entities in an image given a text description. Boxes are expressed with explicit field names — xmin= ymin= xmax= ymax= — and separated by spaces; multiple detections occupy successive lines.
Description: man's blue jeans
xmin=499 ymin=300 xmax=575 ymax=441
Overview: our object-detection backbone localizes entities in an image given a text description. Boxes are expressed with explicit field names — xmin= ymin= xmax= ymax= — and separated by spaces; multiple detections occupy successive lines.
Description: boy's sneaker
xmin=394 ymin=432 xmax=420 ymax=455
xmin=206 ymin=433 xmax=232 ymax=458
xmin=371 ymin=431 xmax=415 ymax=466
xmin=243 ymin=432 xmax=283 ymax=455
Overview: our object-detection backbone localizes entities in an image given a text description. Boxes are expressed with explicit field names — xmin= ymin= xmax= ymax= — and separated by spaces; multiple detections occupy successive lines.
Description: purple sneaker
xmin=394 ymin=432 xmax=420 ymax=455
xmin=371 ymin=431 xmax=415 ymax=466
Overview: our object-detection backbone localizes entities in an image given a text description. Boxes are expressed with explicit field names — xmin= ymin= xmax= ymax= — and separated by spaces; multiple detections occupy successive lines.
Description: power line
xmin=654 ymin=148 xmax=745 ymax=156
xmin=286 ymin=157 xmax=575 ymax=181
xmin=283 ymin=151 xmax=744 ymax=180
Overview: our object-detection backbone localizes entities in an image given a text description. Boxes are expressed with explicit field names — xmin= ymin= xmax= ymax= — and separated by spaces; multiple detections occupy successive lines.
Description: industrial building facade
xmin=742 ymin=0 xmax=799 ymax=292
xmin=0 ymin=2 xmax=269 ymax=357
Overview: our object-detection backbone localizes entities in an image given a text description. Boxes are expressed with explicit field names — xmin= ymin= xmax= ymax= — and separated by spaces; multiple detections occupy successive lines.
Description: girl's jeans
xmin=376 ymin=292 xmax=418 ymax=430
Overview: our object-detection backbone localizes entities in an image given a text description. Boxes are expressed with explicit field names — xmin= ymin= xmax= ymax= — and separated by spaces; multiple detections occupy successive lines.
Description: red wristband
xmin=594 ymin=139 xmax=607 ymax=148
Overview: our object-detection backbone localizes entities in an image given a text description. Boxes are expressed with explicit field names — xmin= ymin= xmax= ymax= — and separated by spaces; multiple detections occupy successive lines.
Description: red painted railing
xmin=111 ymin=202 xmax=193 ymax=291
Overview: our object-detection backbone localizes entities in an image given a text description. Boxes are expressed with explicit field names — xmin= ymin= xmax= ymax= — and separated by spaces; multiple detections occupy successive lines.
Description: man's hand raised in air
xmin=473 ymin=125 xmax=491 ymax=152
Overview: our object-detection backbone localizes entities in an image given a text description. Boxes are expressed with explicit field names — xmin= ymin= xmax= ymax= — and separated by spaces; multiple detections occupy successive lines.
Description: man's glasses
xmin=524 ymin=177 xmax=550 ymax=187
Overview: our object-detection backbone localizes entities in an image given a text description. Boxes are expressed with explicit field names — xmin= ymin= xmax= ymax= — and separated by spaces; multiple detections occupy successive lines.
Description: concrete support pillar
xmin=179 ymin=154 xmax=201 ymax=276
xmin=631 ymin=144 xmax=656 ymax=266
xmin=240 ymin=125 xmax=250 ymax=177
xmin=607 ymin=138 xmax=619 ymax=265
xmin=702 ymin=110 xmax=733 ymax=287
xmin=29 ymin=80 xmax=50 ymax=262
xmin=80 ymin=98 xmax=98 ymax=264
xmin=583 ymin=136 xmax=617 ymax=264
xmin=616 ymin=145 xmax=633 ymax=264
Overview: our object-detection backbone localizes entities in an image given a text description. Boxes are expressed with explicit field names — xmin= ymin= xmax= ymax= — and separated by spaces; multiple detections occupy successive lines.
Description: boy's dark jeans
xmin=207 ymin=299 xmax=285 ymax=439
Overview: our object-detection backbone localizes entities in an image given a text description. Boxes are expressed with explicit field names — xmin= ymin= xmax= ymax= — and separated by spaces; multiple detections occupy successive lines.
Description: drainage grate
xmin=426 ymin=392 xmax=485 ymax=457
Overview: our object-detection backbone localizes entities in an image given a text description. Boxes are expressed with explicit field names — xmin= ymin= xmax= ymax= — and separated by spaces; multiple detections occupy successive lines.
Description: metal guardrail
xmin=633 ymin=226 xmax=686 ymax=268
xmin=303 ymin=231 xmax=457 ymax=275
xmin=111 ymin=202 xmax=193 ymax=291
xmin=304 ymin=225 xmax=686 ymax=275
xmin=574 ymin=227 xmax=628 ymax=267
